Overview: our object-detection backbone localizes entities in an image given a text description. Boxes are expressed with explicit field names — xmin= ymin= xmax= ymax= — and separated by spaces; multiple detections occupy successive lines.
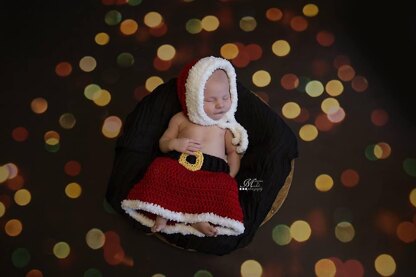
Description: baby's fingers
xmin=186 ymin=146 xmax=201 ymax=152
xmin=185 ymin=150 xmax=196 ymax=155
xmin=188 ymin=139 xmax=201 ymax=145
xmin=189 ymin=142 xmax=201 ymax=149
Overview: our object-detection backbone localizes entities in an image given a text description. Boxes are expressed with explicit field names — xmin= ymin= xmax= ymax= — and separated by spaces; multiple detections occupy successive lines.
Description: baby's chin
xmin=207 ymin=112 xmax=226 ymax=121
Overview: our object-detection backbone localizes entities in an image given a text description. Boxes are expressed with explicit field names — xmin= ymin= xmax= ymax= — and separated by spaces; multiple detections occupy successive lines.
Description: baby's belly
xmin=200 ymin=144 xmax=227 ymax=161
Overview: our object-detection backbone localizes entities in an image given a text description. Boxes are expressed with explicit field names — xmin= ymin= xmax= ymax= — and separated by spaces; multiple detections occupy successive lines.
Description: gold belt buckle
xmin=178 ymin=151 xmax=204 ymax=171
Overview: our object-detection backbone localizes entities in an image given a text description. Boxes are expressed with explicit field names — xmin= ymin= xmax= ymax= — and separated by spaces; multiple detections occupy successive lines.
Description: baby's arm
xmin=159 ymin=112 xmax=201 ymax=154
xmin=225 ymin=129 xmax=240 ymax=178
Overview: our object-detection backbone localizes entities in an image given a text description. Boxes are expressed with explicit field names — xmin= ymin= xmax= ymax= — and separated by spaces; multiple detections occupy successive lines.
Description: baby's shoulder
xmin=170 ymin=112 xmax=188 ymax=126
xmin=171 ymin=111 xmax=186 ymax=121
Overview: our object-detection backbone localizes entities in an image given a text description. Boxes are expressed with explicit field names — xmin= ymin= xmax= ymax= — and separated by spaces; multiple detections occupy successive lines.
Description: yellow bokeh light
xmin=335 ymin=221 xmax=355 ymax=242
xmin=375 ymin=146 xmax=386 ymax=158
xmin=53 ymin=242 xmax=71 ymax=259
xmin=252 ymin=70 xmax=271 ymax=87
xmin=290 ymin=220 xmax=311 ymax=242
xmin=241 ymin=260 xmax=263 ymax=277
xmin=315 ymin=258 xmax=336 ymax=277
xmin=45 ymin=137 xmax=59 ymax=146
xmin=31 ymin=97 xmax=48 ymax=114
xmin=79 ymin=56 xmax=97 ymax=72
xmin=145 ymin=76 xmax=164 ymax=92
xmin=303 ymin=4 xmax=319 ymax=17
xmin=5 ymin=219 xmax=23 ymax=237
xmin=220 ymin=43 xmax=239 ymax=59
xmin=374 ymin=142 xmax=391 ymax=159
xmin=299 ymin=124 xmax=318 ymax=141
xmin=65 ymin=182 xmax=82 ymax=199
xmin=201 ymin=15 xmax=219 ymax=31
xmin=86 ymin=228 xmax=106 ymax=250
xmin=44 ymin=131 xmax=60 ymax=145
xmin=325 ymin=80 xmax=344 ymax=96
xmin=315 ymin=174 xmax=334 ymax=192
xmin=93 ymin=89 xmax=111 ymax=107
xmin=157 ymin=44 xmax=176 ymax=61
xmin=144 ymin=11 xmax=163 ymax=28
xmin=321 ymin=98 xmax=340 ymax=114
xmin=306 ymin=80 xmax=324 ymax=97
xmin=239 ymin=16 xmax=257 ymax=32
xmin=102 ymin=116 xmax=123 ymax=139
xmin=14 ymin=189 xmax=31 ymax=206
xmin=374 ymin=254 xmax=396 ymax=276
xmin=272 ymin=40 xmax=290 ymax=57
xmin=95 ymin=32 xmax=110 ymax=45
xmin=0 ymin=202 xmax=5 ymax=217
xmin=282 ymin=102 xmax=301 ymax=119
xmin=0 ymin=165 xmax=9 ymax=183
xmin=120 ymin=19 xmax=138 ymax=35
xmin=410 ymin=188 xmax=416 ymax=207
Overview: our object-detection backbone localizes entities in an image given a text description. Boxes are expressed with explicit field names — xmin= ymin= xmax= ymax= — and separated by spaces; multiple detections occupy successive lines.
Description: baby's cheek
xmin=204 ymin=103 xmax=213 ymax=110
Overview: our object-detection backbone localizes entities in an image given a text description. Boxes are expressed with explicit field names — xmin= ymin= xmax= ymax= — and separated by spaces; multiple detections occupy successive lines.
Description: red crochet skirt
xmin=121 ymin=151 xmax=244 ymax=236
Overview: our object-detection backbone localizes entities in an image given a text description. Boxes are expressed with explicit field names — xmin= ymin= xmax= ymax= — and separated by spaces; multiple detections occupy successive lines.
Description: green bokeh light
xmin=127 ymin=0 xmax=142 ymax=6
xmin=365 ymin=144 xmax=377 ymax=161
xmin=272 ymin=224 xmax=292 ymax=245
xmin=11 ymin=248 xmax=31 ymax=268
xmin=84 ymin=268 xmax=102 ymax=277
xmin=116 ymin=52 xmax=135 ymax=68
xmin=45 ymin=143 xmax=60 ymax=153
xmin=194 ymin=270 xmax=213 ymax=277
xmin=105 ymin=10 xmax=122 ymax=26
xmin=186 ymin=19 xmax=202 ymax=34
xmin=403 ymin=158 xmax=416 ymax=177
xmin=296 ymin=76 xmax=310 ymax=93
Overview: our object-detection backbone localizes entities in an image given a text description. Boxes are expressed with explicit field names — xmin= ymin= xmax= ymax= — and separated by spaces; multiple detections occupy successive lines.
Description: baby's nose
xmin=216 ymin=101 xmax=224 ymax=108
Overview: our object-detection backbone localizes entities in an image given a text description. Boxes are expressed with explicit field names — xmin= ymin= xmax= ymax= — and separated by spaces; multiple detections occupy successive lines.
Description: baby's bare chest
xmin=179 ymin=124 xmax=225 ymax=142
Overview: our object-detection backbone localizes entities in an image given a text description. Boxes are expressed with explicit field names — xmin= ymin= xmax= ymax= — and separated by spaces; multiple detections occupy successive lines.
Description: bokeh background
xmin=1 ymin=0 xmax=415 ymax=276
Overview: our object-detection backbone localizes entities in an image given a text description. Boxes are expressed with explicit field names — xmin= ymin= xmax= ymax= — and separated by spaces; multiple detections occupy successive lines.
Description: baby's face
xmin=203 ymin=70 xmax=232 ymax=121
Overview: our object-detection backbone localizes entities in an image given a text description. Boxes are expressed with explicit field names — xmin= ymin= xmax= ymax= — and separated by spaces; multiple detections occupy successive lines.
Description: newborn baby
xmin=122 ymin=56 xmax=248 ymax=237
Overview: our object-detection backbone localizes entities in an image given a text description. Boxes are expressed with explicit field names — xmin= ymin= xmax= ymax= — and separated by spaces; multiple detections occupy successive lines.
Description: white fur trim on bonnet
xmin=185 ymin=56 xmax=248 ymax=153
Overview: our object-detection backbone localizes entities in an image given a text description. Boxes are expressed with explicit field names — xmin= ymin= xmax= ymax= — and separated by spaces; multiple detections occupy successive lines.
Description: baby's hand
xmin=171 ymin=138 xmax=201 ymax=155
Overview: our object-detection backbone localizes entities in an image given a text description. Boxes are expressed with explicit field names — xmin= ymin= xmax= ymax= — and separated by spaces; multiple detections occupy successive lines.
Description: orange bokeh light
xmin=340 ymin=169 xmax=359 ymax=188
xmin=64 ymin=161 xmax=81 ymax=177
xmin=280 ymin=73 xmax=299 ymax=90
xmin=12 ymin=127 xmax=29 ymax=142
